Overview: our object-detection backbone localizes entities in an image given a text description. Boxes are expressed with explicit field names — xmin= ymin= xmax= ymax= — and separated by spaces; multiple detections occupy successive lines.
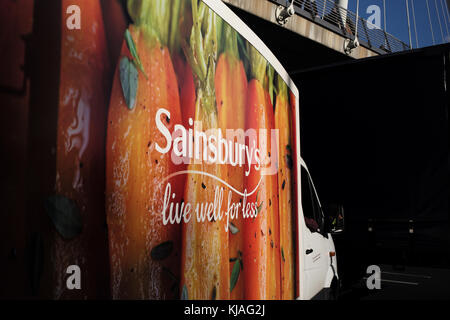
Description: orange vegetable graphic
xmin=5 ymin=0 xmax=303 ymax=301
xmin=289 ymin=89 xmax=300 ymax=298
xmin=168 ymin=0 xmax=195 ymax=128
xmin=244 ymin=46 xmax=281 ymax=300
xmin=43 ymin=0 xmax=111 ymax=299
xmin=274 ymin=75 xmax=295 ymax=300
xmin=100 ymin=0 xmax=128 ymax=70
xmin=180 ymin=0 xmax=229 ymax=300
xmin=215 ymin=23 xmax=247 ymax=300
xmin=173 ymin=55 xmax=196 ymax=128
xmin=0 ymin=0 xmax=33 ymax=299
xmin=105 ymin=0 xmax=184 ymax=299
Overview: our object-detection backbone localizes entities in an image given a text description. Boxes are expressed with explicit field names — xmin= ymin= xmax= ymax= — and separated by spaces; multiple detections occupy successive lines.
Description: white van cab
xmin=297 ymin=158 xmax=344 ymax=300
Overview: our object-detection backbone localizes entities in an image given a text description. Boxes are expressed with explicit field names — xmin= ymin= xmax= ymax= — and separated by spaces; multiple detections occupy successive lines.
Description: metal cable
xmin=442 ymin=0 xmax=450 ymax=24
xmin=442 ymin=0 xmax=450 ymax=23
xmin=406 ymin=0 xmax=413 ymax=49
xmin=355 ymin=0 xmax=359 ymax=40
xmin=439 ymin=0 xmax=450 ymax=41
xmin=411 ymin=0 xmax=419 ymax=48
xmin=426 ymin=0 xmax=436 ymax=45
xmin=435 ymin=0 xmax=445 ymax=42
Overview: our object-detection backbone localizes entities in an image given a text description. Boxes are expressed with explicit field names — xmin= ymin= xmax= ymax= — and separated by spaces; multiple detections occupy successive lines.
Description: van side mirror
xmin=324 ymin=204 xmax=345 ymax=235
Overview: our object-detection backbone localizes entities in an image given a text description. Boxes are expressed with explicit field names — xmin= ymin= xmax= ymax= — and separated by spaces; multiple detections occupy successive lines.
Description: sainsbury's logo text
xmin=155 ymin=108 xmax=279 ymax=176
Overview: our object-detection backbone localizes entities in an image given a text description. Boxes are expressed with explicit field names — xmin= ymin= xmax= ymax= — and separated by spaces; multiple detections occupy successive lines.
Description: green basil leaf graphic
xmin=230 ymin=259 xmax=240 ymax=292
xmin=281 ymin=247 xmax=285 ymax=262
xmin=256 ymin=201 xmax=264 ymax=215
xmin=229 ymin=222 xmax=239 ymax=235
xmin=44 ymin=195 xmax=82 ymax=240
xmin=151 ymin=241 xmax=173 ymax=261
xmin=124 ymin=29 xmax=147 ymax=77
xmin=119 ymin=56 xmax=138 ymax=110
xmin=181 ymin=284 xmax=188 ymax=300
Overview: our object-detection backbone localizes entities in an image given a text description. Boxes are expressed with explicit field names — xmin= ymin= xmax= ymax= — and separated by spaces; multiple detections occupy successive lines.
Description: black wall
xmin=292 ymin=44 xmax=449 ymax=284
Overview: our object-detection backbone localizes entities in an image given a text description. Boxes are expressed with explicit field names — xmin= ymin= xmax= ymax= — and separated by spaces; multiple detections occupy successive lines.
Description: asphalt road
xmin=339 ymin=264 xmax=450 ymax=300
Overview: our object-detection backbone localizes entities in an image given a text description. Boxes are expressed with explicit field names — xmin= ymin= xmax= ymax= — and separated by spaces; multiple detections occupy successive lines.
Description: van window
xmin=310 ymin=179 xmax=325 ymax=234
xmin=301 ymin=167 xmax=320 ymax=233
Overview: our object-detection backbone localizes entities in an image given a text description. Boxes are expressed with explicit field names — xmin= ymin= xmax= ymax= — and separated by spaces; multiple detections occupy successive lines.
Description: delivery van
xmin=1 ymin=0 xmax=343 ymax=300
xmin=297 ymin=158 xmax=344 ymax=299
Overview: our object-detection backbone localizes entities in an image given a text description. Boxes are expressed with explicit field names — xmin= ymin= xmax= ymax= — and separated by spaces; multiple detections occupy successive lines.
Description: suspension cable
xmin=355 ymin=0 xmax=359 ymax=40
xmin=426 ymin=0 xmax=436 ymax=44
xmin=405 ymin=0 xmax=413 ymax=49
xmin=435 ymin=0 xmax=445 ymax=42
xmin=444 ymin=0 xmax=450 ymax=25
xmin=411 ymin=0 xmax=419 ymax=48
xmin=439 ymin=0 xmax=450 ymax=40
xmin=383 ymin=0 xmax=387 ymax=48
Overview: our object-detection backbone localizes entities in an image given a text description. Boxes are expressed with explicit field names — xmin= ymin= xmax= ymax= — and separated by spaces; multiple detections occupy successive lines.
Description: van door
xmin=300 ymin=167 xmax=329 ymax=299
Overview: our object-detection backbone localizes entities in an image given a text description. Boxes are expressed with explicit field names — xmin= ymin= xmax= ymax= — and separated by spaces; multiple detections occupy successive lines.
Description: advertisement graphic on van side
xmin=106 ymin=0 xmax=299 ymax=300
xmin=0 ymin=0 xmax=300 ymax=300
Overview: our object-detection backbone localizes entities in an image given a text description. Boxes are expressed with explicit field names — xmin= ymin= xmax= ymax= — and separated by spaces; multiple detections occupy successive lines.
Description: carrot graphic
xmin=168 ymin=0 xmax=196 ymax=128
xmin=105 ymin=0 xmax=184 ymax=299
xmin=289 ymin=89 xmax=301 ymax=298
xmin=0 ymin=0 xmax=33 ymax=299
xmin=244 ymin=46 xmax=281 ymax=300
xmin=215 ymin=23 xmax=247 ymax=300
xmin=274 ymin=75 xmax=295 ymax=300
xmin=180 ymin=0 xmax=229 ymax=300
xmin=178 ymin=62 xmax=196 ymax=128
xmin=100 ymin=0 xmax=128 ymax=70
xmin=43 ymin=0 xmax=111 ymax=299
